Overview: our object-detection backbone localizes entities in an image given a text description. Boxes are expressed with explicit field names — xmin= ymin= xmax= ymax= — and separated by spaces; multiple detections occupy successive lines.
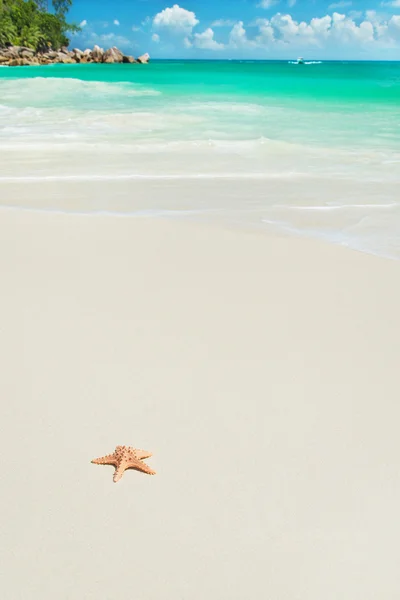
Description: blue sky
xmin=69 ymin=0 xmax=400 ymax=59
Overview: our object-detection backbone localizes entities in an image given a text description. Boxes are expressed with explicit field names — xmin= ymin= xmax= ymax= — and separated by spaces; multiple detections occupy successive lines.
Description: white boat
xmin=296 ymin=57 xmax=305 ymax=64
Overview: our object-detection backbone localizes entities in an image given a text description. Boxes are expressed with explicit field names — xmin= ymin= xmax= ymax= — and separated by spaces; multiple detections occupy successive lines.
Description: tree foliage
xmin=0 ymin=0 xmax=79 ymax=50
xmin=0 ymin=13 xmax=17 ymax=47
xmin=52 ymin=0 xmax=72 ymax=18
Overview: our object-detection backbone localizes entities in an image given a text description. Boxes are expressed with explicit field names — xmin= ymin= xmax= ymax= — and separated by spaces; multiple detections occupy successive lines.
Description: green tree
xmin=36 ymin=0 xmax=48 ymax=10
xmin=52 ymin=0 xmax=71 ymax=18
xmin=36 ymin=11 xmax=69 ymax=49
xmin=14 ymin=23 xmax=41 ymax=47
xmin=8 ymin=0 xmax=38 ymax=32
xmin=0 ymin=0 xmax=79 ymax=50
xmin=0 ymin=13 xmax=17 ymax=46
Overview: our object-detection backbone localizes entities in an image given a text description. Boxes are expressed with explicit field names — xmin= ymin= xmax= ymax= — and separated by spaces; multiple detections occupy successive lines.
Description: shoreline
xmin=0 ymin=176 xmax=398 ymax=261
xmin=0 ymin=203 xmax=397 ymax=262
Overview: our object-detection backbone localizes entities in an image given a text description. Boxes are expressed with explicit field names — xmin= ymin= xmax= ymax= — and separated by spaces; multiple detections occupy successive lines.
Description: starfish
xmin=91 ymin=445 xmax=156 ymax=483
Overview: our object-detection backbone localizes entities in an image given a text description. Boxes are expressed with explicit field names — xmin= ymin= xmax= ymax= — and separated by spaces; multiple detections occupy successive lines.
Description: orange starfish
xmin=91 ymin=445 xmax=156 ymax=483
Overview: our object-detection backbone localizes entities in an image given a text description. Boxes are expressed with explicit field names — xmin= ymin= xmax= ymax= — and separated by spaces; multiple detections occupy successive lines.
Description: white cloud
xmin=258 ymin=0 xmax=279 ymax=8
xmin=79 ymin=19 xmax=87 ymax=27
xmin=153 ymin=4 xmax=199 ymax=35
xmin=329 ymin=1 xmax=352 ymax=8
xmin=365 ymin=10 xmax=389 ymax=40
xmin=271 ymin=13 xmax=312 ymax=41
xmin=329 ymin=12 xmax=374 ymax=43
xmin=211 ymin=19 xmax=236 ymax=27
xmin=113 ymin=19 xmax=120 ymax=26
xmin=142 ymin=5 xmax=400 ymax=54
xmin=132 ymin=25 xmax=141 ymax=32
xmin=193 ymin=28 xmax=224 ymax=50
xmin=387 ymin=14 xmax=400 ymax=38
xmin=225 ymin=10 xmax=400 ymax=51
xmin=309 ymin=15 xmax=332 ymax=38
xmin=288 ymin=0 xmax=296 ymax=6
xmin=254 ymin=18 xmax=275 ymax=45
xmin=229 ymin=21 xmax=256 ymax=48
xmin=381 ymin=0 xmax=400 ymax=6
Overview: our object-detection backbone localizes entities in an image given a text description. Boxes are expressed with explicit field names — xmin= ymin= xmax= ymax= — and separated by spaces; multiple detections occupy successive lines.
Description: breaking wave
xmin=0 ymin=76 xmax=161 ymax=109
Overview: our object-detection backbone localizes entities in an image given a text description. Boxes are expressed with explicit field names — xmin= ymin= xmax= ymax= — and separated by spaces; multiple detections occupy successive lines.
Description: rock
xmin=123 ymin=55 xmax=136 ymax=63
xmin=20 ymin=49 xmax=35 ymax=59
xmin=58 ymin=54 xmax=75 ymax=64
xmin=2 ymin=46 xmax=21 ymax=59
xmin=71 ymin=48 xmax=82 ymax=63
xmin=6 ymin=57 xmax=37 ymax=66
xmin=137 ymin=53 xmax=150 ymax=64
xmin=3 ymin=44 xmax=149 ymax=67
xmin=44 ymin=50 xmax=59 ymax=60
xmin=8 ymin=58 xmax=24 ymax=66
xmin=19 ymin=46 xmax=35 ymax=55
xmin=91 ymin=45 xmax=104 ymax=63
xmin=103 ymin=46 xmax=124 ymax=64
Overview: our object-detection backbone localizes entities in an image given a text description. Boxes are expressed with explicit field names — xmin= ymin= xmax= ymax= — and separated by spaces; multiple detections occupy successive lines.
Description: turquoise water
xmin=1 ymin=61 xmax=399 ymax=147
xmin=1 ymin=60 xmax=400 ymax=102
xmin=0 ymin=60 xmax=400 ymax=257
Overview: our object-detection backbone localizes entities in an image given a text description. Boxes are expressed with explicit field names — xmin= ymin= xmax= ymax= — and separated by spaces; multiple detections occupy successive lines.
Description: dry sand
xmin=0 ymin=207 xmax=399 ymax=599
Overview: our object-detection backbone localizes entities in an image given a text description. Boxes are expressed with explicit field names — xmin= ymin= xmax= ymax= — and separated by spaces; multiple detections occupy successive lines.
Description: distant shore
xmin=0 ymin=44 xmax=149 ymax=67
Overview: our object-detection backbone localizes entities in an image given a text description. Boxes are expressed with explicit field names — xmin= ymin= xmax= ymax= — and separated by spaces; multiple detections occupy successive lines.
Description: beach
xmin=1 ymin=206 xmax=400 ymax=599
xmin=1 ymin=56 xmax=400 ymax=598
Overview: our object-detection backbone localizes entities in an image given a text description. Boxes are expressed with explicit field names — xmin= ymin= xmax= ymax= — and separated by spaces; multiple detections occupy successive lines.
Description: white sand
xmin=0 ymin=208 xmax=399 ymax=599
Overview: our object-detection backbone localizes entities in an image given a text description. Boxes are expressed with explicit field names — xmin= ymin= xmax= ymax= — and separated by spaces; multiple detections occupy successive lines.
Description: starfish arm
xmin=135 ymin=449 xmax=153 ymax=460
xmin=113 ymin=460 xmax=128 ymax=483
xmin=91 ymin=454 xmax=117 ymax=466
xmin=128 ymin=458 xmax=156 ymax=476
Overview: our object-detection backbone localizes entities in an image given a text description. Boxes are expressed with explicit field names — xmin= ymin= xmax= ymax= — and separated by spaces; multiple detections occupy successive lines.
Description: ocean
xmin=0 ymin=60 xmax=399 ymax=258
